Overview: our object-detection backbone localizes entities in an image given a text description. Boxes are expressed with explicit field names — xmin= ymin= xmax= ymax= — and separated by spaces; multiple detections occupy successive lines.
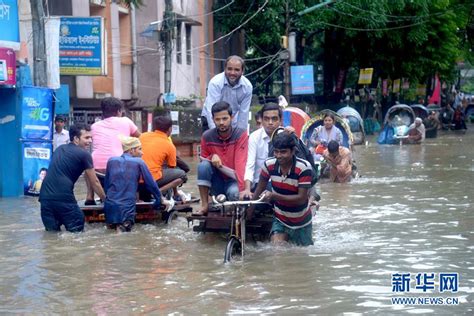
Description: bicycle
xmin=188 ymin=195 xmax=273 ymax=263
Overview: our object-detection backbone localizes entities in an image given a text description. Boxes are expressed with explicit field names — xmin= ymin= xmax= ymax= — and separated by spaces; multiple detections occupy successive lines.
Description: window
xmin=186 ymin=24 xmax=192 ymax=65
xmin=176 ymin=22 xmax=182 ymax=64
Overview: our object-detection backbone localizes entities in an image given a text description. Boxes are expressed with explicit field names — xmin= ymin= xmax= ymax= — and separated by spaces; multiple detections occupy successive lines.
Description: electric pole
xmin=283 ymin=0 xmax=291 ymax=100
xmin=30 ymin=0 xmax=48 ymax=87
xmin=163 ymin=0 xmax=173 ymax=108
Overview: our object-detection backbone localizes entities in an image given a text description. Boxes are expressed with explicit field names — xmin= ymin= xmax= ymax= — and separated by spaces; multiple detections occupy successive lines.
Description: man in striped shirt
xmin=252 ymin=131 xmax=314 ymax=246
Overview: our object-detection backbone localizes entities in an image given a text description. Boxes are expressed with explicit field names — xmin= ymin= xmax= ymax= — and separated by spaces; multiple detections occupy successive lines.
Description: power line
xmin=317 ymin=19 xmax=430 ymax=32
xmin=253 ymin=61 xmax=285 ymax=91
xmin=185 ymin=0 xmax=269 ymax=54
xmin=245 ymin=52 xmax=282 ymax=77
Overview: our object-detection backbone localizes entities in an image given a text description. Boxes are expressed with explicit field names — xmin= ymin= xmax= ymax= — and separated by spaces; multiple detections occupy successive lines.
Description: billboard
xmin=59 ymin=17 xmax=106 ymax=75
xmin=0 ymin=47 xmax=15 ymax=86
xmin=0 ymin=0 xmax=20 ymax=50
xmin=358 ymin=68 xmax=374 ymax=85
xmin=21 ymin=86 xmax=54 ymax=140
xmin=22 ymin=142 xmax=52 ymax=196
xmin=291 ymin=65 xmax=315 ymax=95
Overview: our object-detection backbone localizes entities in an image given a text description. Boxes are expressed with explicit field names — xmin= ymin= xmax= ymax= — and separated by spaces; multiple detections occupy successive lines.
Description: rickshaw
xmin=410 ymin=104 xmax=430 ymax=119
xmin=79 ymin=198 xmax=199 ymax=225
xmin=336 ymin=106 xmax=365 ymax=145
xmin=300 ymin=109 xmax=353 ymax=149
xmin=282 ymin=107 xmax=311 ymax=138
xmin=377 ymin=104 xmax=416 ymax=144
xmin=187 ymin=195 xmax=273 ymax=263
xmin=300 ymin=110 xmax=355 ymax=179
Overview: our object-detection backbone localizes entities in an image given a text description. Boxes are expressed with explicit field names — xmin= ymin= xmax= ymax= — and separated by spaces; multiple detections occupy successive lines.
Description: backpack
xmin=269 ymin=127 xmax=319 ymax=185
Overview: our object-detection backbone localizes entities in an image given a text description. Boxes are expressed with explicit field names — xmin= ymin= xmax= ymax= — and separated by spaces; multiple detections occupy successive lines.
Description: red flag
xmin=428 ymin=74 xmax=441 ymax=104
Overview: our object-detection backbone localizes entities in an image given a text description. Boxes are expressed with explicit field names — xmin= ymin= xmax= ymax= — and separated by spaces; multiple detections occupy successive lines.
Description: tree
xmin=213 ymin=0 xmax=473 ymax=102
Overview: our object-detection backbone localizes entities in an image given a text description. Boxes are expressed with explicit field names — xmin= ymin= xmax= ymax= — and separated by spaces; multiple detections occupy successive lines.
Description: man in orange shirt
xmin=140 ymin=116 xmax=187 ymax=200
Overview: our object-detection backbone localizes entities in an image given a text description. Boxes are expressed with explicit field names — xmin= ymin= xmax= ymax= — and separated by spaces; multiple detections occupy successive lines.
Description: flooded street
xmin=1 ymin=128 xmax=473 ymax=314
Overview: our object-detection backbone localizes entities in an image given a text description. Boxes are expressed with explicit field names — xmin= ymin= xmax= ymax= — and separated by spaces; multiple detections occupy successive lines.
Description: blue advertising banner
xmin=21 ymin=86 xmax=54 ymax=140
xmin=0 ymin=0 xmax=20 ymax=50
xmin=59 ymin=17 xmax=106 ymax=75
xmin=55 ymin=84 xmax=70 ymax=115
xmin=22 ymin=142 xmax=52 ymax=196
xmin=291 ymin=65 xmax=315 ymax=95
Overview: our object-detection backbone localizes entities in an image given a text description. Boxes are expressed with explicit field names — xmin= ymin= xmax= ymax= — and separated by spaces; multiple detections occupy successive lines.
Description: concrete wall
xmin=134 ymin=1 xmax=160 ymax=107
xmin=134 ymin=0 xmax=214 ymax=107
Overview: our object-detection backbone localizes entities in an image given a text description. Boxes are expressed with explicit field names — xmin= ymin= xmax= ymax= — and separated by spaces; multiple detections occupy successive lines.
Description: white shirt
xmin=244 ymin=127 xmax=271 ymax=185
xmin=53 ymin=129 xmax=69 ymax=151
xmin=201 ymin=72 xmax=253 ymax=131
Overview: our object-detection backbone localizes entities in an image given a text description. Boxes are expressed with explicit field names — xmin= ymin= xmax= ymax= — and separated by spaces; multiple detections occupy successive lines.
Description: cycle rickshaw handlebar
xmin=211 ymin=195 xmax=267 ymax=208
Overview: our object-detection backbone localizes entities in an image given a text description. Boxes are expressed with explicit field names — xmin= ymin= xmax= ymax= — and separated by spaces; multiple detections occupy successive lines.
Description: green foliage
xmin=213 ymin=0 xmax=473 ymax=99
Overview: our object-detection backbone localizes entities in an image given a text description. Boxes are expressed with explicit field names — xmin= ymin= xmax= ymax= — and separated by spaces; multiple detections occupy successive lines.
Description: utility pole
xmin=30 ymin=0 xmax=48 ymax=87
xmin=283 ymin=0 xmax=291 ymax=100
xmin=163 ymin=0 xmax=174 ymax=108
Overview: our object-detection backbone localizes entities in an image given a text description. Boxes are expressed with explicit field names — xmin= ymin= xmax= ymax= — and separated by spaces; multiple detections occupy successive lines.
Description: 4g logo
xmin=29 ymin=107 xmax=50 ymax=121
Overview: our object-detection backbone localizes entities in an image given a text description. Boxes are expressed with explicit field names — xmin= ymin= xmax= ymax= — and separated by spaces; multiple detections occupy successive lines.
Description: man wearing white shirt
xmin=201 ymin=55 xmax=253 ymax=132
xmin=53 ymin=115 xmax=69 ymax=151
xmin=240 ymin=103 xmax=282 ymax=199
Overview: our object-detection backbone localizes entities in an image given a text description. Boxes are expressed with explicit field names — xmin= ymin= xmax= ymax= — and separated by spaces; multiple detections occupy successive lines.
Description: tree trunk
xmin=323 ymin=29 xmax=336 ymax=104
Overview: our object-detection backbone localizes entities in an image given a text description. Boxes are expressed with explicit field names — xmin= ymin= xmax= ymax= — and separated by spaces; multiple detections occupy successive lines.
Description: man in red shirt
xmin=195 ymin=101 xmax=248 ymax=215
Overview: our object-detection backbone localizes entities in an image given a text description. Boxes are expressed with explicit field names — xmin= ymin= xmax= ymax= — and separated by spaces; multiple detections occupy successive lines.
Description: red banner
xmin=335 ymin=69 xmax=347 ymax=93
xmin=0 ymin=47 xmax=16 ymax=86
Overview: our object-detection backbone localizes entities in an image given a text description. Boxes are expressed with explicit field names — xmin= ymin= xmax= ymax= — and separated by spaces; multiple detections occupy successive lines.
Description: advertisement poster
xmin=55 ymin=84 xmax=70 ymax=115
xmin=358 ymin=68 xmax=374 ymax=85
xmin=21 ymin=86 xmax=54 ymax=140
xmin=0 ymin=0 xmax=20 ymax=50
xmin=334 ymin=69 xmax=347 ymax=94
xmin=417 ymin=84 xmax=426 ymax=96
xmin=0 ymin=47 xmax=16 ymax=86
xmin=290 ymin=65 xmax=315 ymax=95
xmin=22 ymin=142 xmax=52 ymax=196
xmin=393 ymin=79 xmax=401 ymax=93
xmin=382 ymin=79 xmax=388 ymax=96
xmin=59 ymin=17 xmax=106 ymax=75
xmin=402 ymin=78 xmax=410 ymax=90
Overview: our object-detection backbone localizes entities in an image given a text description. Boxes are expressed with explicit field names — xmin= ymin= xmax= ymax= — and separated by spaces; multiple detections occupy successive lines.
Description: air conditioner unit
xmin=94 ymin=92 xmax=111 ymax=99
xmin=90 ymin=0 xmax=105 ymax=7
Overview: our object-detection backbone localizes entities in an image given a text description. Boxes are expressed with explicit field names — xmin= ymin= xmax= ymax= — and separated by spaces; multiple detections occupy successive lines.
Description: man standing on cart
xmin=252 ymin=131 xmax=314 ymax=246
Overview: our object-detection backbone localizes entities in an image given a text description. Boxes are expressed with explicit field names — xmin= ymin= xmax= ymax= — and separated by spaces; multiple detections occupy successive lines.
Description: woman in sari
xmin=309 ymin=113 xmax=344 ymax=160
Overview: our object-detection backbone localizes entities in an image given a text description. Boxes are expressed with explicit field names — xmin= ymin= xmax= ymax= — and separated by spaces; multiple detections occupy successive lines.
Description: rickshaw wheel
xmin=224 ymin=237 xmax=242 ymax=263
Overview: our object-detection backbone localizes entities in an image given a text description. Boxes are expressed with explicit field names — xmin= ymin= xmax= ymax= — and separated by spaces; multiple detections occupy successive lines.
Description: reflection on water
xmin=1 ymin=129 xmax=473 ymax=314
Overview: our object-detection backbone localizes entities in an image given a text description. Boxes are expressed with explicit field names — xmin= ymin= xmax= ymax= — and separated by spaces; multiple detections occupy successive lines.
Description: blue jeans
xmin=197 ymin=160 xmax=239 ymax=201
xmin=40 ymin=200 xmax=85 ymax=232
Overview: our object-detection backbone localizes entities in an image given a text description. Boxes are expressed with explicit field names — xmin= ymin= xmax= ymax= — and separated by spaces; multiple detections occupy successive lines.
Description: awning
xmin=175 ymin=13 xmax=202 ymax=26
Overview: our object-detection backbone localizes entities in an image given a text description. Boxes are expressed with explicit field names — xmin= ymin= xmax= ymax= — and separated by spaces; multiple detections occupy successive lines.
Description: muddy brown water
xmin=0 ymin=128 xmax=473 ymax=314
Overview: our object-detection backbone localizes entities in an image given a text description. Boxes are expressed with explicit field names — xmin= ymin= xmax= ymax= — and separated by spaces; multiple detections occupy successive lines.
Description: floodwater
xmin=1 ymin=128 xmax=473 ymax=314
